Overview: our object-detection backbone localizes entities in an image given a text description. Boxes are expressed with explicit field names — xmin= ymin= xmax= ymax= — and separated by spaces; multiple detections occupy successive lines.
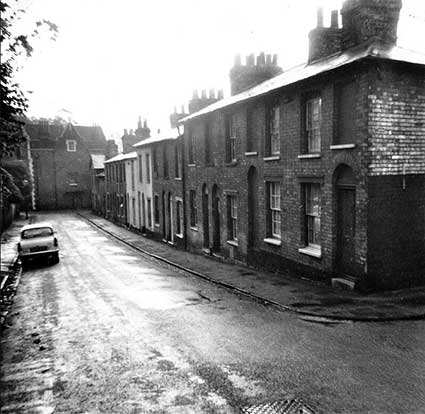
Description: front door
xmin=202 ymin=186 xmax=209 ymax=248
xmin=337 ymin=188 xmax=356 ymax=276
xmin=212 ymin=191 xmax=220 ymax=252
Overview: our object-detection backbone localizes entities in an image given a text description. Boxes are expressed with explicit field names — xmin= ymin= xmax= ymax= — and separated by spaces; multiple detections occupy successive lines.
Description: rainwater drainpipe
xmin=177 ymin=123 xmax=188 ymax=250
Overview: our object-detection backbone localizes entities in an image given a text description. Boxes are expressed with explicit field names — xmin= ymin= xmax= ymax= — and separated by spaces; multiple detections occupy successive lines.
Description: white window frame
xmin=305 ymin=184 xmax=321 ymax=249
xmin=146 ymin=153 xmax=151 ymax=184
xmin=269 ymin=105 xmax=280 ymax=155
xmin=228 ymin=114 xmax=237 ymax=162
xmin=66 ymin=140 xmax=76 ymax=152
xmin=269 ymin=182 xmax=281 ymax=239
xmin=228 ymin=195 xmax=238 ymax=241
xmin=175 ymin=198 xmax=184 ymax=237
xmin=306 ymin=97 xmax=321 ymax=153
xmin=190 ymin=190 xmax=197 ymax=228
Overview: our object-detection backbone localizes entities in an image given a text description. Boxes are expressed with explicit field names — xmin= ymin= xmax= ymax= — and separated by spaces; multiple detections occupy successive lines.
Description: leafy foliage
xmin=0 ymin=0 xmax=58 ymax=157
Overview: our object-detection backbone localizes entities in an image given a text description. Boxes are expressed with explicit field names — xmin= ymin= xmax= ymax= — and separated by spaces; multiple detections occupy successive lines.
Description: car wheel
xmin=52 ymin=252 xmax=60 ymax=264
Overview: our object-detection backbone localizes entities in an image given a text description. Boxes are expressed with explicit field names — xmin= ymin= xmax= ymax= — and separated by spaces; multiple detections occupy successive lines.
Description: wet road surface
xmin=1 ymin=212 xmax=425 ymax=413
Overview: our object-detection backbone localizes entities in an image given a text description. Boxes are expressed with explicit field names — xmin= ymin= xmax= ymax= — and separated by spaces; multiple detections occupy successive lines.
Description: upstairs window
xmin=305 ymin=97 xmax=321 ymax=153
xmin=145 ymin=153 xmax=151 ymax=183
xmin=66 ymin=140 xmax=76 ymax=152
xmin=138 ymin=155 xmax=143 ymax=182
xmin=204 ymin=122 xmax=211 ymax=165
xmin=175 ymin=144 xmax=181 ymax=178
xmin=266 ymin=103 xmax=280 ymax=156
xmin=153 ymin=148 xmax=158 ymax=174
xmin=227 ymin=195 xmax=238 ymax=241
xmin=246 ymin=105 xmax=255 ymax=152
xmin=131 ymin=160 xmax=135 ymax=191
xmin=188 ymin=130 xmax=196 ymax=164
xmin=335 ymin=81 xmax=356 ymax=145
xmin=226 ymin=113 xmax=237 ymax=162
xmin=163 ymin=146 xmax=168 ymax=179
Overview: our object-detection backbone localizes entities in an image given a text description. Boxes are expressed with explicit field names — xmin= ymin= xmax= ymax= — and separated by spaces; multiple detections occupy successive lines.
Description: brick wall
xmin=367 ymin=174 xmax=425 ymax=289
xmin=152 ymin=138 xmax=185 ymax=250
xmin=184 ymin=64 xmax=371 ymax=282
xmin=367 ymin=61 xmax=425 ymax=175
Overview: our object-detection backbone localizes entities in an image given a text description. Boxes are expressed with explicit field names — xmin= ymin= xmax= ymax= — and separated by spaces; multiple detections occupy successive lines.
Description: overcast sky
xmin=11 ymin=0 xmax=425 ymax=141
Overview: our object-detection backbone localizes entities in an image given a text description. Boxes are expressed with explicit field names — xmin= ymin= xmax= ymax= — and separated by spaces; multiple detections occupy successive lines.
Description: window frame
xmin=304 ymin=183 xmax=321 ymax=249
xmin=267 ymin=181 xmax=281 ymax=239
xmin=66 ymin=139 xmax=77 ymax=152
xmin=266 ymin=102 xmax=280 ymax=156
xmin=189 ymin=190 xmax=198 ymax=228
xmin=226 ymin=113 xmax=237 ymax=163
xmin=175 ymin=198 xmax=184 ymax=237
xmin=145 ymin=153 xmax=151 ymax=183
xmin=227 ymin=195 xmax=238 ymax=241
xmin=305 ymin=96 xmax=322 ymax=154
xmin=154 ymin=194 xmax=160 ymax=225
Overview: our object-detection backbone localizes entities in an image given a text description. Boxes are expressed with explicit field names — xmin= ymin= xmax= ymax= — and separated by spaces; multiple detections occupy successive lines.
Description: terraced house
xmin=178 ymin=0 xmax=425 ymax=291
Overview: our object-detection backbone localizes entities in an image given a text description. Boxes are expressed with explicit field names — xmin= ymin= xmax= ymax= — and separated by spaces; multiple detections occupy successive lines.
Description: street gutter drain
xmin=240 ymin=399 xmax=317 ymax=414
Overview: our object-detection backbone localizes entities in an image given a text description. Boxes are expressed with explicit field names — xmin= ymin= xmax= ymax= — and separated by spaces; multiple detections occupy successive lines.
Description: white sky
xmin=10 ymin=0 xmax=425 ymax=141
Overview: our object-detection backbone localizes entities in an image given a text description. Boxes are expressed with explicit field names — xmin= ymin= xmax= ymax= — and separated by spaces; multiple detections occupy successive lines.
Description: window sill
xmin=298 ymin=154 xmax=321 ymax=159
xmin=264 ymin=155 xmax=280 ymax=162
xmin=226 ymin=240 xmax=239 ymax=247
xmin=175 ymin=177 xmax=182 ymax=181
xmin=190 ymin=226 xmax=198 ymax=232
xmin=175 ymin=233 xmax=183 ymax=239
xmin=264 ymin=238 xmax=281 ymax=246
xmin=298 ymin=246 xmax=322 ymax=258
xmin=154 ymin=223 xmax=160 ymax=228
xmin=188 ymin=163 xmax=196 ymax=167
xmin=330 ymin=144 xmax=356 ymax=150
xmin=245 ymin=151 xmax=258 ymax=157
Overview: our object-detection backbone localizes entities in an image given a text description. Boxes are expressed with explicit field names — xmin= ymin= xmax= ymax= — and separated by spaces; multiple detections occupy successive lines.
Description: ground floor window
xmin=267 ymin=181 xmax=281 ymax=239
xmin=154 ymin=194 xmax=160 ymax=225
xmin=227 ymin=195 xmax=238 ymax=241
xmin=176 ymin=199 xmax=183 ymax=236
xmin=147 ymin=198 xmax=152 ymax=228
xmin=190 ymin=190 xmax=197 ymax=228
xmin=305 ymin=183 xmax=321 ymax=248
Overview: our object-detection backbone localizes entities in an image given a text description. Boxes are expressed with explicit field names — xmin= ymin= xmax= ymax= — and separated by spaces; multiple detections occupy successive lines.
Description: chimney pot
xmin=272 ymin=54 xmax=278 ymax=65
xmin=181 ymin=104 xmax=185 ymax=114
xmin=218 ymin=89 xmax=224 ymax=99
xmin=266 ymin=54 xmax=272 ymax=65
xmin=317 ymin=7 xmax=324 ymax=28
xmin=209 ymin=89 xmax=215 ymax=99
xmin=201 ymin=89 xmax=207 ymax=99
xmin=247 ymin=54 xmax=255 ymax=66
xmin=124 ymin=129 xmax=128 ymax=136
xmin=192 ymin=89 xmax=199 ymax=99
xmin=234 ymin=53 xmax=242 ymax=66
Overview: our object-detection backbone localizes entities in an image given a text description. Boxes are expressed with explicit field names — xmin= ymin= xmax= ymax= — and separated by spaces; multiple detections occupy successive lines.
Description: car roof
xmin=21 ymin=222 xmax=54 ymax=232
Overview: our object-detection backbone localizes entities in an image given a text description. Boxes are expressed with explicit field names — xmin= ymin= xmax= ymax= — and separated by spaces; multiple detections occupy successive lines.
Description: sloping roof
xmin=179 ymin=43 xmax=425 ymax=123
xmin=25 ymin=122 xmax=107 ymax=150
xmin=73 ymin=125 xmax=106 ymax=149
xmin=133 ymin=127 xmax=180 ymax=148
xmin=104 ymin=151 xmax=137 ymax=164
xmin=90 ymin=154 xmax=105 ymax=169
xmin=24 ymin=123 xmax=64 ymax=142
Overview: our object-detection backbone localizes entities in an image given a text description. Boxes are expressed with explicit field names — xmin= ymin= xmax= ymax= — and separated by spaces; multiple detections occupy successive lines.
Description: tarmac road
xmin=1 ymin=212 xmax=424 ymax=413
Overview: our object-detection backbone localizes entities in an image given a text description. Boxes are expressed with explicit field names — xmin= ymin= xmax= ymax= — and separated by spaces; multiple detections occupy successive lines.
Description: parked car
xmin=18 ymin=222 xmax=59 ymax=266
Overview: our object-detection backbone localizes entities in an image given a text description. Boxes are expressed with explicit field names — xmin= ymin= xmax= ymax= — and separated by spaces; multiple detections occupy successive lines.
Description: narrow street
xmin=1 ymin=212 xmax=424 ymax=414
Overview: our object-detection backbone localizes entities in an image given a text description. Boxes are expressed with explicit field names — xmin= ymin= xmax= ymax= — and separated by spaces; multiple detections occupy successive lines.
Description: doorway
xmin=247 ymin=167 xmax=258 ymax=249
xmin=335 ymin=165 xmax=356 ymax=276
xmin=202 ymin=184 xmax=209 ymax=249
xmin=212 ymin=184 xmax=220 ymax=252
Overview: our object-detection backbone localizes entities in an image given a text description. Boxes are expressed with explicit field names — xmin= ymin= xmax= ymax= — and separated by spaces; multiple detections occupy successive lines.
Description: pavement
xmin=2 ymin=211 xmax=425 ymax=322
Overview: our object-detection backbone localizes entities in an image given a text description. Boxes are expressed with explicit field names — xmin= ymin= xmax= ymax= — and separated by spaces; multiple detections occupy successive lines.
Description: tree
xmin=0 ymin=0 xmax=58 ymax=157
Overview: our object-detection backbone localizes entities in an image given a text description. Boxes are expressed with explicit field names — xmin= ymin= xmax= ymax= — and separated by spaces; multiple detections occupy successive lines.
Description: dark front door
xmin=337 ymin=188 xmax=356 ymax=276
xmin=212 ymin=188 xmax=220 ymax=252
xmin=202 ymin=187 xmax=209 ymax=248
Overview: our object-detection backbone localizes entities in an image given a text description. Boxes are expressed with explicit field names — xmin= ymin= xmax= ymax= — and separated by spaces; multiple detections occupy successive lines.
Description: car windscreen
xmin=22 ymin=227 xmax=53 ymax=239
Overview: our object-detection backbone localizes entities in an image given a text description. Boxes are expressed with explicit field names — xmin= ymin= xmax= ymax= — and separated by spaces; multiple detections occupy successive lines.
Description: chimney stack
xmin=341 ymin=0 xmax=402 ymax=50
xmin=229 ymin=52 xmax=282 ymax=95
xmin=317 ymin=7 xmax=324 ymax=27
xmin=331 ymin=10 xmax=339 ymax=28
